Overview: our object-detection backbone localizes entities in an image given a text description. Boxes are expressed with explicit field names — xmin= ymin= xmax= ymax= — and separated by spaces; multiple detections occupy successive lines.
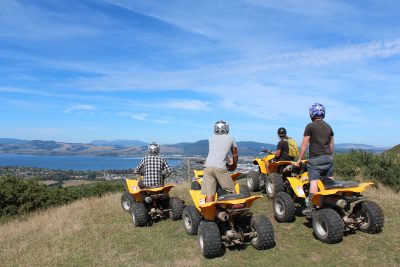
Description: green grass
xmin=1 ymin=181 xmax=399 ymax=267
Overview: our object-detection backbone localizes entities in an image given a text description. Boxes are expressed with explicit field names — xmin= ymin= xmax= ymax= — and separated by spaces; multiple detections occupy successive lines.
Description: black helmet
xmin=277 ymin=127 xmax=287 ymax=137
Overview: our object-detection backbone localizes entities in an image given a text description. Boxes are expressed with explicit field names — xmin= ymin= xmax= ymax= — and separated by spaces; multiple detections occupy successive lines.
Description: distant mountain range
xmin=0 ymin=138 xmax=390 ymax=157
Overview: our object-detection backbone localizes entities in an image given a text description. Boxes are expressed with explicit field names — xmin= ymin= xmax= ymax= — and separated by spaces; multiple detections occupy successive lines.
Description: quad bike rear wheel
xmin=266 ymin=173 xmax=285 ymax=199
xmin=191 ymin=181 xmax=201 ymax=190
xmin=353 ymin=200 xmax=384 ymax=234
xmin=250 ymin=215 xmax=275 ymax=250
xmin=273 ymin=192 xmax=296 ymax=222
xmin=312 ymin=209 xmax=344 ymax=244
xmin=240 ymin=184 xmax=251 ymax=198
xmin=169 ymin=197 xmax=184 ymax=221
xmin=131 ymin=202 xmax=149 ymax=227
xmin=198 ymin=221 xmax=223 ymax=258
xmin=247 ymin=170 xmax=260 ymax=192
xmin=121 ymin=191 xmax=135 ymax=212
xmin=182 ymin=206 xmax=202 ymax=235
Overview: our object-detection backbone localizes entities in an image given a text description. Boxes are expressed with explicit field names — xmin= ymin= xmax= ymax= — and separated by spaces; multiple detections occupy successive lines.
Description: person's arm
xmin=227 ymin=147 xmax=238 ymax=171
xmin=275 ymin=141 xmax=283 ymax=158
xmin=133 ymin=158 xmax=144 ymax=174
xmin=162 ymin=158 xmax=172 ymax=178
xmin=295 ymin=136 xmax=310 ymax=166
xmin=330 ymin=135 xmax=334 ymax=154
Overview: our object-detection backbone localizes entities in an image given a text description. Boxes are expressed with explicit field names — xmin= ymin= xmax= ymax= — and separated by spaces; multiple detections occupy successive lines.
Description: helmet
xmin=277 ymin=127 xmax=287 ymax=137
xmin=309 ymin=103 xmax=325 ymax=120
xmin=148 ymin=142 xmax=160 ymax=155
xmin=214 ymin=120 xmax=229 ymax=135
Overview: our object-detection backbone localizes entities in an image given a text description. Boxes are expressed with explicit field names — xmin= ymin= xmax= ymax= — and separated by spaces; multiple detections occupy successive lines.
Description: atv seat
xmin=218 ymin=194 xmax=245 ymax=201
xmin=321 ymin=178 xmax=359 ymax=190
xmin=140 ymin=183 xmax=164 ymax=189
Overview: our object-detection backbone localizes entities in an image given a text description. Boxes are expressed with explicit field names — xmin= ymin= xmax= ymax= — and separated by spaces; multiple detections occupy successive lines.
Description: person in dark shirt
xmin=133 ymin=142 xmax=172 ymax=188
xmin=265 ymin=127 xmax=294 ymax=172
xmin=295 ymin=103 xmax=334 ymax=214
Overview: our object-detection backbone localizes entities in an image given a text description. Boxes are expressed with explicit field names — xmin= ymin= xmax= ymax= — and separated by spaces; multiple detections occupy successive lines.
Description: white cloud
xmin=64 ymin=104 xmax=98 ymax=114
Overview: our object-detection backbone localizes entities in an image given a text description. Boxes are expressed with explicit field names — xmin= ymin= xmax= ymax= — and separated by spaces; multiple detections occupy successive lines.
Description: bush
xmin=0 ymin=176 xmax=124 ymax=218
xmin=334 ymin=150 xmax=400 ymax=191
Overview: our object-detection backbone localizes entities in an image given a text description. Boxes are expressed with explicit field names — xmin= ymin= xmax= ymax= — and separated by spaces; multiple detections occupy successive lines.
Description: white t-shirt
xmin=204 ymin=134 xmax=237 ymax=169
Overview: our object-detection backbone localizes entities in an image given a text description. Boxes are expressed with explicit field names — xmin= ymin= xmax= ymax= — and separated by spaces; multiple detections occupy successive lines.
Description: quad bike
xmin=182 ymin=169 xmax=275 ymax=258
xmin=272 ymin=167 xmax=384 ymax=243
xmin=247 ymin=150 xmax=306 ymax=199
xmin=121 ymin=177 xmax=184 ymax=227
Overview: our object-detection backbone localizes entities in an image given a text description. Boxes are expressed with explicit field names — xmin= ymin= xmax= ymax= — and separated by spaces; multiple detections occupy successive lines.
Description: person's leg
xmin=201 ymin=167 xmax=217 ymax=203
xmin=214 ymin=168 xmax=235 ymax=194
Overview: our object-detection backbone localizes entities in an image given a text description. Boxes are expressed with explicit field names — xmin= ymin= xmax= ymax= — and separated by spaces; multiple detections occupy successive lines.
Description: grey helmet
xmin=214 ymin=120 xmax=229 ymax=135
xmin=148 ymin=142 xmax=160 ymax=155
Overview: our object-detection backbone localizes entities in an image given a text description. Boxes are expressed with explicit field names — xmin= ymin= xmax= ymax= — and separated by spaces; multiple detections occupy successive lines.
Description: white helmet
xmin=214 ymin=120 xmax=229 ymax=135
xmin=148 ymin=142 xmax=160 ymax=155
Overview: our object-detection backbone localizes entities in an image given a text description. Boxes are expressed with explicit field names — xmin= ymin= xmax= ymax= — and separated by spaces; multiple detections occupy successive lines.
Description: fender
xmin=287 ymin=177 xmax=307 ymax=198
xmin=253 ymin=158 xmax=267 ymax=174
xmin=125 ymin=179 xmax=174 ymax=202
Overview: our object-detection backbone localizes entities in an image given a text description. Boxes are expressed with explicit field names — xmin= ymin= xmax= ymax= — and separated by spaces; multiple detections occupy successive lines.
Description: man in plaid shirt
xmin=133 ymin=142 xmax=172 ymax=187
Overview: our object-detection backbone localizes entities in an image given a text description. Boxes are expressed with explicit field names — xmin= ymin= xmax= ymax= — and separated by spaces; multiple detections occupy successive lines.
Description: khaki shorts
xmin=201 ymin=166 xmax=235 ymax=196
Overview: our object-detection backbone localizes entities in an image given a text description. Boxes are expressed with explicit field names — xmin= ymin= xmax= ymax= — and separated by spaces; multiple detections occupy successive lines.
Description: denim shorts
xmin=307 ymin=154 xmax=334 ymax=181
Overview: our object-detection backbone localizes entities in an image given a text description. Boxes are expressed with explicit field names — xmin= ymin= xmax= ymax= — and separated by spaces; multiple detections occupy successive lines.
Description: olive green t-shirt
xmin=304 ymin=120 xmax=334 ymax=158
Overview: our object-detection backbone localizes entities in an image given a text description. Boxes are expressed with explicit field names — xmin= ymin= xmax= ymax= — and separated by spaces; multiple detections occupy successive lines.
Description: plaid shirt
xmin=133 ymin=155 xmax=172 ymax=187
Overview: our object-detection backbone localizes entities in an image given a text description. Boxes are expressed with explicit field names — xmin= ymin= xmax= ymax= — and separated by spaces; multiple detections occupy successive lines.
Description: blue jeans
xmin=307 ymin=155 xmax=333 ymax=181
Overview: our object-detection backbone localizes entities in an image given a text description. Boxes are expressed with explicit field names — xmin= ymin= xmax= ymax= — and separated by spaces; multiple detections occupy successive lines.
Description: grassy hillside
xmin=1 ymin=181 xmax=399 ymax=267
xmin=386 ymin=144 xmax=400 ymax=154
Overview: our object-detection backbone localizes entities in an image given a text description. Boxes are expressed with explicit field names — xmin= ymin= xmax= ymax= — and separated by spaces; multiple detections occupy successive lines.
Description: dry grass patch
xmin=1 ymin=182 xmax=399 ymax=267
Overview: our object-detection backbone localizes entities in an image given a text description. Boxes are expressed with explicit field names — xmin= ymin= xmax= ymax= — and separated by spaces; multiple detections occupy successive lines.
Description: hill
xmin=0 ymin=138 xmax=388 ymax=157
xmin=1 ymin=181 xmax=399 ymax=266
xmin=386 ymin=144 xmax=400 ymax=154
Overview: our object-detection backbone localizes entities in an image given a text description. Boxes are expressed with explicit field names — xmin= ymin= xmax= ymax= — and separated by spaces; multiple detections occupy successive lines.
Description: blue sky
xmin=1 ymin=0 xmax=399 ymax=147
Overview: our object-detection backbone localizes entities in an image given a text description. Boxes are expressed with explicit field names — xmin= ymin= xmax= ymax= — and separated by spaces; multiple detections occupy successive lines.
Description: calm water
xmin=0 ymin=154 xmax=182 ymax=171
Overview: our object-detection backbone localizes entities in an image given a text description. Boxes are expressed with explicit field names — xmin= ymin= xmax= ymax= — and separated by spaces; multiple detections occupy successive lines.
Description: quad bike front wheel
xmin=131 ymin=203 xmax=149 ymax=227
xmin=198 ymin=221 xmax=223 ymax=258
xmin=121 ymin=191 xmax=135 ymax=212
xmin=273 ymin=192 xmax=296 ymax=222
xmin=169 ymin=197 xmax=184 ymax=221
xmin=265 ymin=173 xmax=285 ymax=199
xmin=250 ymin=215 xmax=275 ymax=250
xmin=353 ymin=200 xmax=384 ymax=234
xmin=182 ymin=206 xmax=202 ymax=235
xmin=246 ymin=170 xmax=260 ymax=192
xmin=312 ymin=209 xmax=344 ymax=244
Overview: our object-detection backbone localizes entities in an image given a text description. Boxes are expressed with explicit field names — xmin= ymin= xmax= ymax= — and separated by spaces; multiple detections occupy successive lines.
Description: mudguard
xmin=125 ymin=179 xmax=174 ymax=202
xmin=253 ymin=158 xmax=267 ymax=174
xmin=189 ymin=189 xmax=262 ymax=221
xmin=287 ymin=177 xmax=308 ymax=198
xmin=312 ymin=182 xmax=374 ymax=206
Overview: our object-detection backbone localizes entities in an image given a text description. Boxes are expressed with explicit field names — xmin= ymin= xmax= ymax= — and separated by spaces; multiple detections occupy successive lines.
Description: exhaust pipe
xmin=144 ymin=196 xmax=153 ymax=203
xmin=216 ymin=211 xmax=230 ymax=221
xmin=282 ymin=165 xmax=293 ymax=173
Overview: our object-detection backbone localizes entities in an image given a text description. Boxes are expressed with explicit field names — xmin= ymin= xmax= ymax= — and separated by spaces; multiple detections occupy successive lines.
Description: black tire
xmin=169 ymin=197 xmax=184 ymax=221
xmin=198 ymin=221 xmax=222 ymax=259
xmin=250 ymin=215 xmax=275 ymax=250
xmin=182 ymin=206 xmax=202 ymax=235
xmin=121 ymin=191 xmax=135 ymax=212
xmin=191 ymin=180 xmax=201 ymax=190
xmin=130 ymin=202 xmax=149 ymax=227
xmin=353 ymin=201 xmax=384 ymax=234
xmin=247 ymin=170 xmax=260 ymax=192
xmin=265 ymin=173 xmax=285 ymax=199
xmin=273 ymin=192 xmax=296 ymax=222
xmin=312 ymin=209 xmax=344 ymax=244
xmin=240 ymin=184 xmax=251 ymax=198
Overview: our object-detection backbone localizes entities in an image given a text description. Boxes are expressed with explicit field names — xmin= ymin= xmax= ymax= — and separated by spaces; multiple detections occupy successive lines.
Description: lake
xmin=0 ymin=154 xmax=182 ymax=171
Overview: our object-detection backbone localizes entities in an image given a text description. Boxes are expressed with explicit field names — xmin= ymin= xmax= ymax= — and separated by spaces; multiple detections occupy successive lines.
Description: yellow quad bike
xmin=272 ymin=172 xmax=384 ymax=244
xmin=247 ymin=150 xmax=305 ymax=199
xmin=121 ymin=178 xmax=184 ymax=227
xmin=182 ymin=170 xmax=275 ymax=258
